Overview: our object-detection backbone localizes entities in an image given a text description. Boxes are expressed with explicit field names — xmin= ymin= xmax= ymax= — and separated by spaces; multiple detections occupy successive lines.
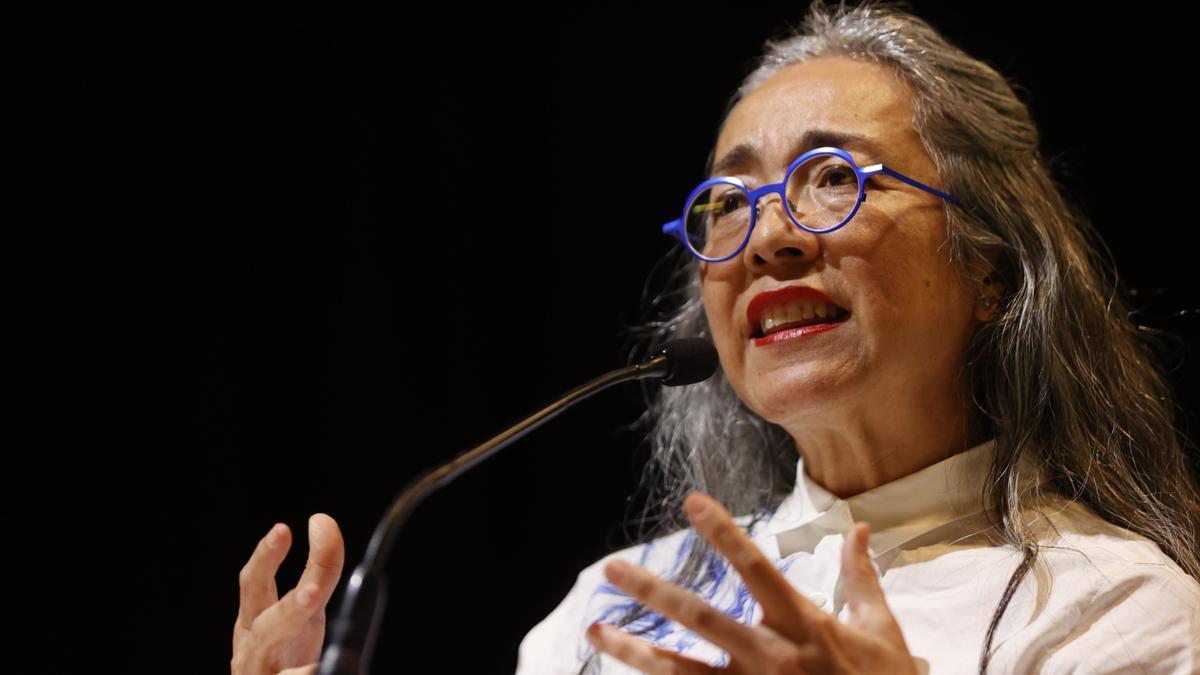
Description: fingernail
xmin=586 ymin=622 xmax=604 ymax=647
xmin=683 ymin=495 xmax=707 ymax=519
xmin=266 ymin=524 xmax=282 ymax=549
xmin=605 ymin=560 xmax=629 ymax=584
xmin=296 ymin=584 xmax=316 ymax=608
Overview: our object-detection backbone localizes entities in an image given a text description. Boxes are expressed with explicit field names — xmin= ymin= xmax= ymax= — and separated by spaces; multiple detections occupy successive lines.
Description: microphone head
xmin=652 ymin=338 xmax=719 ymax=386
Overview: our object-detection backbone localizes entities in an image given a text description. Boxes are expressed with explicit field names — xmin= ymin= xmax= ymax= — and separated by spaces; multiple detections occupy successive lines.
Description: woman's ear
xmin=974 ymin=266 xmax=1006 ymax=321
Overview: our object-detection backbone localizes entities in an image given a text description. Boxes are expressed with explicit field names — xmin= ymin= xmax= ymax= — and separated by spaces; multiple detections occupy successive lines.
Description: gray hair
xmin=582 ymin=1 xmax=1200 ymax=672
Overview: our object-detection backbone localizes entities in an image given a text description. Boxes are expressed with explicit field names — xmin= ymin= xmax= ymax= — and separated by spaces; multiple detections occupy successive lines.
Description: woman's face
xmin=700 ymin=56 xmax=981 ymax=434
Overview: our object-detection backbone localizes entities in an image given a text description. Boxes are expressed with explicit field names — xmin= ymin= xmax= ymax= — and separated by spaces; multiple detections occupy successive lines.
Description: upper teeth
xmin=760 ymin=301 xmax=843 ymax=335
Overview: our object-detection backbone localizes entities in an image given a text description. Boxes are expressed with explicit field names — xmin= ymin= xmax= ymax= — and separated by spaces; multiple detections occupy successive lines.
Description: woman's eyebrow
xmin=707 ymin=129 xmax=882 ymax=178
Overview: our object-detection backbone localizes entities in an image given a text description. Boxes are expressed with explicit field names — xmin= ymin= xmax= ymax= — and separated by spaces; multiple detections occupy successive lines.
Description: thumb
xmin=840 ymin=523 xmax=896 ymax=632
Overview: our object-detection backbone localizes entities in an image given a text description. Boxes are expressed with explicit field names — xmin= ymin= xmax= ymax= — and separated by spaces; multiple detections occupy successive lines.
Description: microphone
xmin=652 ymin=337 xmax=720 ymax=386
xmin=317 ymin=338 xmax=718 ymax=675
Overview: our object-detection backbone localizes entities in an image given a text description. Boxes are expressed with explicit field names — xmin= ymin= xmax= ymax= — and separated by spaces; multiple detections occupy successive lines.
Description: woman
xmin=516 ymin=1 xmax=1200 ymax=672
xmin=231 ymin=2 xmax=1200 ymax=673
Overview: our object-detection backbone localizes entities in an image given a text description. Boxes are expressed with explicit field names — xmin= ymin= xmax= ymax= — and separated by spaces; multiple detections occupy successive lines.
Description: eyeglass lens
xmin=685 ymin=153 xmax=860 ymax=260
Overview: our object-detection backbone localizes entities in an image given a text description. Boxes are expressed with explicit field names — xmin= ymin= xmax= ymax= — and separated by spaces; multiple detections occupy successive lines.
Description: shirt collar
xmin=757 ymin=438 xmax=1048 ymax=561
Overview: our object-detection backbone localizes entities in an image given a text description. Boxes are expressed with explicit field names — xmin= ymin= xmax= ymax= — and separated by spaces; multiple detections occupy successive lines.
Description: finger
xmin=840 ymin=523 xmax=901 ymax=638
xmin=603 ymin=558 xmax=771 ymax=668
xmin=587 ymin=622 xmax=716 ymax=674
xmin=251 ymin=514 xmax=344 ymax=643
xmin=293 ymin=513 xmax=345 ymax=610
xmin=237 ymin=522 xmax=293 ymax=630
xmin=276 ymin=665 xmax=317 ymax=675
xmin=684 ymin=492 xmax=822 ymax=628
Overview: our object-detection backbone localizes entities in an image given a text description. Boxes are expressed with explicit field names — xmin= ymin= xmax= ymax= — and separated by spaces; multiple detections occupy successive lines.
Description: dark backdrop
xmin=11 ymin=1 xmax=1198 ymax=673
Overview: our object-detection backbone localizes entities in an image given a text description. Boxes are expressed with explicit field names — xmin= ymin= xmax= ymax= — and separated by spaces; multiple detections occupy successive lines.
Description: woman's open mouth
xmin=751 ymin=301 xmax=850 ymax=346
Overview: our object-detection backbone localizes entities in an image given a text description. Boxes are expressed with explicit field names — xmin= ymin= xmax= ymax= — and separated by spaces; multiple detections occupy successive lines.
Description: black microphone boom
xmin=316 ymin=338 xmax=718 ymax=675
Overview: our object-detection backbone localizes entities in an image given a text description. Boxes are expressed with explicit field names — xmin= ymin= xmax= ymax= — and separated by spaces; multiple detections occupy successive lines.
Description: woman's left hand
xmin=586 ymin=492 xmax=918 ymax=674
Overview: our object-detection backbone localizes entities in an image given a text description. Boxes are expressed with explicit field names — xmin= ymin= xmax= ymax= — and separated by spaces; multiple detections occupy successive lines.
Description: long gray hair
xmin=582 ymin=1 xmax=1200 ymax=672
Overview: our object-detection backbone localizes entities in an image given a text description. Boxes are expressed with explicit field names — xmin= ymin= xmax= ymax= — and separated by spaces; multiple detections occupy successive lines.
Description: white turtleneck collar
xmin=755 ymin=438 xmax=1050 ymax=565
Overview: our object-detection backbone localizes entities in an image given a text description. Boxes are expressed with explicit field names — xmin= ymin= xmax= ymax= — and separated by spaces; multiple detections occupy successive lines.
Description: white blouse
xmin=516 ymin=439 xmax=1200 ymax=674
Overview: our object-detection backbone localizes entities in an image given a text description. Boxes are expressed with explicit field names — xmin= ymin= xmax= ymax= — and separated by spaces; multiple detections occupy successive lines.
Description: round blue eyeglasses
xmin=661 ymin=146 xmax=959 ymax=262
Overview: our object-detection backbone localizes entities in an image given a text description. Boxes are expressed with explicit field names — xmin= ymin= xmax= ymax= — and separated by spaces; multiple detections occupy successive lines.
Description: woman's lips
xmin=746 ymin=285 xmax=845 ymax=336
xmin=751 ymin=316 xmax=848 ymax=347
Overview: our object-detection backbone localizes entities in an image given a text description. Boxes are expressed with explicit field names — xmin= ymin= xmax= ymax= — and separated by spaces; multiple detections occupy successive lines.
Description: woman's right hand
xmin=232 ymin=514 xmax=345 ymax=675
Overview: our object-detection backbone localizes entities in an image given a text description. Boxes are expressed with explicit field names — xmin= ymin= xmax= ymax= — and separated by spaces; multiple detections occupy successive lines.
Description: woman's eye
xmin=714 ymin=191 xmax=747 ymax=216
xmin=820 ymin=165 xmax=856 ymax=187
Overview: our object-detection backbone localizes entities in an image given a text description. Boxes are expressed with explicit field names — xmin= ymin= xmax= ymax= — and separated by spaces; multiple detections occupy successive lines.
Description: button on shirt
xmin=516 ymin=440 xmax=1200 ymax=673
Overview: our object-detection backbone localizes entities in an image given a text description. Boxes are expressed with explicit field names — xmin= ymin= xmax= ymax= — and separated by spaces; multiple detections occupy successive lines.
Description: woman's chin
xmin=744 ymin=373 xmax=854 ymax=424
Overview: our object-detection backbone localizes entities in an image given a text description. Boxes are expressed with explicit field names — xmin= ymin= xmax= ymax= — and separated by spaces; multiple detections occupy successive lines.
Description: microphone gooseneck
xmin=317 ymin=338 xmax=718 ymax=675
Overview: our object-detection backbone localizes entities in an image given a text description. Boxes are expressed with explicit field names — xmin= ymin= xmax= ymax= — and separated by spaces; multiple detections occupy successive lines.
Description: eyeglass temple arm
xmin=866 ymin=164 xmax=960 ymax=205
xmin=663 ymin=219 xmax=706 ymax=248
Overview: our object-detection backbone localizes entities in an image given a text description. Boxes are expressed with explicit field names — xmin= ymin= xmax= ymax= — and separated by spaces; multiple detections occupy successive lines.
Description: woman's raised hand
xmin=232 ymin=514 xmax=345 ymax=675
xmin=586 ymin=493 xmax=918 ymax=674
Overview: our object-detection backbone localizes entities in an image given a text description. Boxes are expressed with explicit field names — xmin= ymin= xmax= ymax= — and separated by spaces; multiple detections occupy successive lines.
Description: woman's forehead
xmin=714 ymin=57 xmax=917 ymax=166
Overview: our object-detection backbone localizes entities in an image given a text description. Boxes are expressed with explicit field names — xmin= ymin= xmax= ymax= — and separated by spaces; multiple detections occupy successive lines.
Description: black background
xmin=10 ymin=1 xmax=1199 ymax=673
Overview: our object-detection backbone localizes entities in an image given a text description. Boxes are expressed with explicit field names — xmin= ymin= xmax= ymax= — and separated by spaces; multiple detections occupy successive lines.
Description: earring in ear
xmin=979 ymin=274 xmax=997 ymax=314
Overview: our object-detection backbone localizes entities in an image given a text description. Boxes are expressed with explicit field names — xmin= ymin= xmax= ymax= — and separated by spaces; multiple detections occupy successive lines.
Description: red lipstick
xmin=746 ymin=286 xmax=849 ymax=347
xmin=752 ymin=321 xmax=844 ymax=346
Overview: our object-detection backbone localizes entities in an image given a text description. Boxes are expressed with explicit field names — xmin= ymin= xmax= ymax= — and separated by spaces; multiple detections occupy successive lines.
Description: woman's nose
xmin=742 ymin=194 xmax=821 ymax=270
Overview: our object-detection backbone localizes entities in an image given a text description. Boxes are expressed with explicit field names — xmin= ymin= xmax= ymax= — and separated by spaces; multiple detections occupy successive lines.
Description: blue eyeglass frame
xmin=661 ymin=146 xmax=960 ymax=263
